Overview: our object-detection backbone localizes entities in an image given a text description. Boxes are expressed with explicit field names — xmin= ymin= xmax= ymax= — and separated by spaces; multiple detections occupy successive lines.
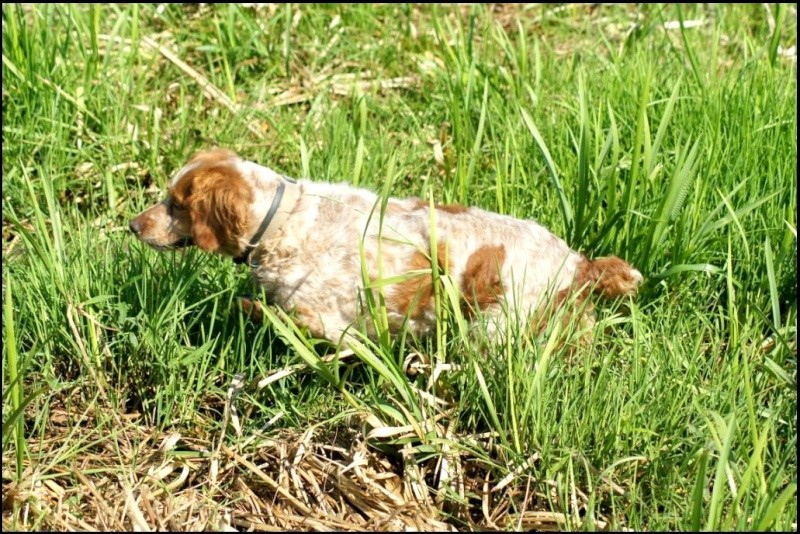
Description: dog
xmin=129 ymin=149 xmax=642 ymax=344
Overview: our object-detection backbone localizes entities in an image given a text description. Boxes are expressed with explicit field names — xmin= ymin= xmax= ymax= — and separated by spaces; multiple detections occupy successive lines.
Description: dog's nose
xmin=129 ymin=219 xmax=142 ymax=235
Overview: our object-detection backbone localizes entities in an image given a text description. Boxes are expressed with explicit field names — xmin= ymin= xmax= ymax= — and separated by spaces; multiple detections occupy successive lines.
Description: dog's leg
xmin=473 ymin=297 xmax=595 ymax=353
xmin=530 ymin=299 xmax=597 ymax=355
xmin=237 ymin=296 xmax=266 ymax=323
xmin=236 ymin=297 xmax=354 ymax=348
xmin=292 ymin=305 xmax=359 ymax=346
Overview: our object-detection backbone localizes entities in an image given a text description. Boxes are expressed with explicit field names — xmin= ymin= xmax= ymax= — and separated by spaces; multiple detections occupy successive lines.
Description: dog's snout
xmin=129 ymin=219 xmax=143 ymax=235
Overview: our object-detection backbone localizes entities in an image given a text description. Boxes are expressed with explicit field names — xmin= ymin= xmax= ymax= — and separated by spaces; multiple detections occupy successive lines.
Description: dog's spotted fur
xmin=130 ymin=149 xmax=643 ymax=344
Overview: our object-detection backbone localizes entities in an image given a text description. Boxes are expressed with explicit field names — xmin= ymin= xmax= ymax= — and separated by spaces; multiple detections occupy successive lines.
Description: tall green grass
xmin=2 ymin=3 xmax=796 ymax=530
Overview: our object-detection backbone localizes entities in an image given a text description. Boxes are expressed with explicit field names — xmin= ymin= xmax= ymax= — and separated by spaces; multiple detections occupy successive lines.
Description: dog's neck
xmin=234 ymin=173 xmax=301 ymax=265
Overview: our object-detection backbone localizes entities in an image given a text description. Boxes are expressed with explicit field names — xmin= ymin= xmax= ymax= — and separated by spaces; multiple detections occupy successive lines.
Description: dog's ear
xmin=186 ymin=166 xmax=253 ymax=254
xmin=191 ymin=217 xmax=221 ymax=251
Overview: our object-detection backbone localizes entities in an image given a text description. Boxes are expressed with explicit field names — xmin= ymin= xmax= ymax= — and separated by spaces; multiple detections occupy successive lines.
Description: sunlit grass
xmin=2 ymin=3 xmax=796 ymax=531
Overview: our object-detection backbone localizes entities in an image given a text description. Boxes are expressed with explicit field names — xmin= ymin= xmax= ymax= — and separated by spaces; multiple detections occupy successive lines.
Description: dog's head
xmin=129 ymin=149 xmax=255 ymax=257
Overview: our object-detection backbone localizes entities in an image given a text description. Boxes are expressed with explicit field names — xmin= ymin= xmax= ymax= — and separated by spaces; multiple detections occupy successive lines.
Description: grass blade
xmin=705 ymin=412 xmax=737 ymax=531
xmin=676 ymin=4 xmax=705 ymax=92
xmin=3 ymin=275 xmax=25 ymax=479
xmin=521 ymin=107 xmax=573 ymax=235
xmin=716 ymin=186 xmax=752 ymax=262
xmin=462 ymin=78 xmax=489 ymax=200
xmin=763 ymin=236 xmax=782 ymax=330
xmin=621 ymin=70 xmax=651 ymax=250
xmin=2 ymin=387 xmax=49 ymax=450
xmin=573 ymin=73 xmax=591 ymax=244
xmin=755 ymin=482 xmax=796 ymax=531
xmin=640 ymin=137 xmax=700 ymax=270
xmin=689 ymin=449 xmax=709 ymax=531
xmin=768 ymin=4 xmax=787 ymax=67
xmin=649 ymin=76 xmax=682 ymax=177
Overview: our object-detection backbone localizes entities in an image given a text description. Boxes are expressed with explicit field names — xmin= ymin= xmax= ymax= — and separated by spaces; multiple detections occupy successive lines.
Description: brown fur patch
xmin=409 ymin=198 xmax=428 ymax=210
xmin=392 ymin=242 xmax=451 ymax=319
xmin=460 ymin=244 xmax=506 ymax=316
xmin=530 ymin=255 xmax=640 ymax=340
xmin=171 ymin=163 xmax=253 ymax=255
xmin=238 ymin=297 xmax=265 ymax=323
xmin=436 ymin=203 xmax=469 ymax=214
xmin=410 ymin=199 xmax=470 ymax=214
xmin=574 ymin=256 xmax=640 ymax=298
xmin=293 ymin=305 xmax=326 ymax=339
xmin=129 ymin=199 xmax=194 ymax=248
xmin=131 ymin=201 xmax=170 ymax=237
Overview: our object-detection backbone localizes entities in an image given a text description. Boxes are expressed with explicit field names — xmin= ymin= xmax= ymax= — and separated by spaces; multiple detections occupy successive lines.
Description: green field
xmin=2 ymin=3 xmax=796 ymax=531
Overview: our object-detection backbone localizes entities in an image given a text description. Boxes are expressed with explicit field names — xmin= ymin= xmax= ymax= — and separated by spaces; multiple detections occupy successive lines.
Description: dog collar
xmin=234 ymin=175 xmax=300 ymax=265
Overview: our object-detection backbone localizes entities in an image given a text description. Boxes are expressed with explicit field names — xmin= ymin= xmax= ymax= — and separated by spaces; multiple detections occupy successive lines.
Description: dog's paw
xmin=237 ymin=296 xmax=265 ymax=323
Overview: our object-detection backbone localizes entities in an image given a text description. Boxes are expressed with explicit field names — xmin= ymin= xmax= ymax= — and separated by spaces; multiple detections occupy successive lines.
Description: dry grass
xmin=2 ymin=381 xmax=608 ymax=532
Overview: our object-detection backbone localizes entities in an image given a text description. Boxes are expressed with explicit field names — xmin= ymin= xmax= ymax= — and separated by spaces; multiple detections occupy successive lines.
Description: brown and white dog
xmin=130 ymin=149 xmax=642 ymax=344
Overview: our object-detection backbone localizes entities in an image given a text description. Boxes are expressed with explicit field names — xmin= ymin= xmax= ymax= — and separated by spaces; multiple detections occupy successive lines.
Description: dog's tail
xmin=576 ymin=255 xmax=643 ymax=299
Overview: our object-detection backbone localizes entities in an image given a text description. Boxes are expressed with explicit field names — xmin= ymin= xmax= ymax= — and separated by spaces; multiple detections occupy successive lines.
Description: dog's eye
xmin=168 ymin=201 xmax=186 ymax=215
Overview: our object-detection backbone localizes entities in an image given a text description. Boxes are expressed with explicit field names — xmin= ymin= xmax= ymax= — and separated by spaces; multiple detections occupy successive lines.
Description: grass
xmin=1 ymin=3 xmax=796 ymax=531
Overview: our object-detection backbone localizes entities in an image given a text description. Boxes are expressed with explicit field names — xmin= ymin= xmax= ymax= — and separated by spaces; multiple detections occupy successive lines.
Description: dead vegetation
xmin=2 ymin=378 xmax=618 ymax=532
